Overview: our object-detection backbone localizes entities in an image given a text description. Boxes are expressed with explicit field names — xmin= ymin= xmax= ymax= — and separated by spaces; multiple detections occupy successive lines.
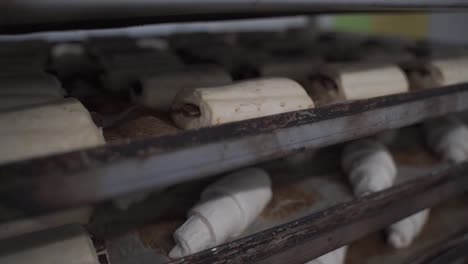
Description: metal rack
xmin=1 ymin=0 xmax=468 ymax=33
xmin=1 ymin=2 xmax=468 ymax=264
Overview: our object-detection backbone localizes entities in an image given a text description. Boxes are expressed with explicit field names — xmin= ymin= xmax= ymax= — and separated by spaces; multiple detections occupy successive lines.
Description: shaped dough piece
xmin=131 ymin=66 xmax=232 ymax=111
xmin=0 ymin=95 xmax=61 ymax=111
xmin=172 ymin=78 xmax=314 ymax=129
xmin=0 ymin=207 xmax=92 ymax=240
xmin=400 ymin=61 xmax=443 ymax=91
xmin=341 ymin=139 xmax=397 ymax=196
xmin=423 ymin=116 xmax=468 ymax=163
xmin=0 ymin=225 xmax=99 ymax=264
xmin=170 ymin=168 xmax=272 ymax=258
xmin=338 ymin=64 xmax=409 ymax=100
xmin=0 ymin=98 xmax=105 ymax=164
xmin=342 ymin=139 xmax=429 ymax=248
xmin=388 ymin=210 xmax=430 ymax=248
xmin=0 ymin=73 xmax=65 ymax=97
xmin=432 ymin=56 xmax=468 ymax=86
xmin=304 ymin=247 xmax=348 ymax=264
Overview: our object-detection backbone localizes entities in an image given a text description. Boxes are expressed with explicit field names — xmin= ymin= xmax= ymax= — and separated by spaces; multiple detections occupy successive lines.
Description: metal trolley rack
xmin=1 ymin=1 xmax=468 ymax=264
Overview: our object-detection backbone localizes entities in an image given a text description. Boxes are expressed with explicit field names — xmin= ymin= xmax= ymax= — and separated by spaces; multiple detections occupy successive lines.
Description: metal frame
xmin=405 ymin=230 xmax=468 ymax=264
xmin=170 ymin=162 xmax=468 ymax=264
xmin=1 ymin=0 xmax=468 ymax=33
xmin=1 ymin=83 xmax=468 ymax=222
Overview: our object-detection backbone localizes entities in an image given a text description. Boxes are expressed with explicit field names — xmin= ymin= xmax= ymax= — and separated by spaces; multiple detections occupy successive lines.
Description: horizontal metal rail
xmin=404 ymin=229 xmax=468 ymax=264
xmin=0 ymin=0 xmax=467 ymax=33
xmin=0 ymin=83 xmax=468 ymax=222
xmin=171 ymin=162 xmax=468 ymax=264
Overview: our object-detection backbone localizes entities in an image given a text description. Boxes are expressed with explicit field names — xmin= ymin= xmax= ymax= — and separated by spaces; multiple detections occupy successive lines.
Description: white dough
xmin=131 ymin=66 xmax=232 ymax=111
xmin=171 ymin=78 xmax=314 ymax=129
xmin=0 ymin=98 xmax=105 ymax=164
xmin=170 ymin=168 xmax=272 ymax=258
xmin=388 ymin=210 xmax=430 ymax=248
xmin=0 ymin=225 xmax=99 ymax=264
xmin=423 ymin=116 xmax=468 ymax=163
xmin=0 ymin=207 xmax=92 ymax=240
xmin=0 ymin=95 xmax=61 ymax=111
xmin=432 ymin=56 xmax=468 ymax=86
xmin=0 ymin=73 xmax=65 ymax=97
xmin=342 ymin=139 xmax=429 ymax=248
xmin=304 ymin=247 xmax=348 ymax=264
xmin=337 ymin=64 xmax=409 ymax=100
xmin=341 ymin=140 xmax=397 ymax=196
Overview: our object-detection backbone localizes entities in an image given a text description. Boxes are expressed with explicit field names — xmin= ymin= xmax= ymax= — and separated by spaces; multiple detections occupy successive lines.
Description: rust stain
xmin=393 ymin=147 xmax=440 ymax=167
xmin=104 ymin=116 xmax=179 ymax=142
xmin=262 ymin=184 xmax=318 ymax=220
xmin=138 ymin=220 xmax=183 ymax=255
xmin=347 ymin=233 xmax=388 ymax=264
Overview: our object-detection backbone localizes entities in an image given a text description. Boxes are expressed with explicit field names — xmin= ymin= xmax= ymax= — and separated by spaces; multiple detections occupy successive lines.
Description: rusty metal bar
xmin=171 ymin=162 xmax=468 ymax=264
xmin=0 ymin=84 xmax=468 ymax=222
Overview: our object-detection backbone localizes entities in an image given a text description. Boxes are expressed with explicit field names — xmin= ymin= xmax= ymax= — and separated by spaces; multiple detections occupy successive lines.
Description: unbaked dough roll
xmin=337 ymin=64 xmax=409 ymax=100
xmin=0 ymin=95 xmax=61 ymax=111
xmin=432 ymin=56 xmax=468 ymax=86
xmin=171 ymin=78 xmax=314 ymax=129
xmin=0 ymin=98 xmax=105 ymax=164
xmin=304 ymin=246 xmax=348 ymax=264
xmin=0 ymin=207 xmax=92 ymax=240
xmin=423 ymin=116 xmax=468 ymax=163
xmin=341 ymin=139 xmax=397 ymax=196
xmin=388 ymin=210 xmax=430 ymax=248
xmin=0 ymin=225 xmax=99 ymax=264
xmin=170 ymin=168 xmax=272 ymax=258
xmin=400 ymin=61 xmax=443 ymax=91
xmin=342 ymin=139 xmax=429 ymax=248
xmin=0 ymin=73 xmax=65 ymax=97
xmin=131 ymin=66 xmax=232 ymax=111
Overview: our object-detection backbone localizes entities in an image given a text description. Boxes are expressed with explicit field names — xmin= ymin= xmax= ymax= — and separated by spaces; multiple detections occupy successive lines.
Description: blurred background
xmin=1 ymin=13 xmax=468 ymax=45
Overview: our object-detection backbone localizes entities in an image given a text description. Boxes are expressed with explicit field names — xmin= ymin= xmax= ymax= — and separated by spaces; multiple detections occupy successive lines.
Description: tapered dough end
xmin=304 ymin=246 xmax=348 ymax=264
xmin=169 ymin=244 xmax=184 ymax=259
xmin=424 ymin=117 xmax=468 ymax=164
xmin=387 ymin=210 xmax=430 ymax=248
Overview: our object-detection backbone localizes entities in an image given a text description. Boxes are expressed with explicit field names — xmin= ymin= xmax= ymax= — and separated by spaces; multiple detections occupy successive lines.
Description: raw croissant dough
xmin=170 ymin=168 xmax=272 ymax=258
xmin=342 ymin=140 xmax=397 ymax=196
xmin=423 ymin=116 xmax=468 ymax=163
xmin=171 ymin=78 xmax=314 ymax=129
xmin=342 ymin=139 xmax=428 ymax=248
xmin=304 ymin=247 xmax=348 ymax=264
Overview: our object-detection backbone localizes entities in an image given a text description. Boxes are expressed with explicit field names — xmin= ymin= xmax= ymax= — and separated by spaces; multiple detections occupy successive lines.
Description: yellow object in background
xmin=333 ymin=13 xmax=428 ymax=39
